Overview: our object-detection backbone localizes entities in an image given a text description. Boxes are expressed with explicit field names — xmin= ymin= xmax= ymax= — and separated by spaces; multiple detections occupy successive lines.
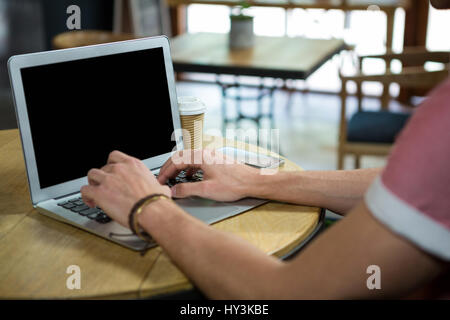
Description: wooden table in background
xmin=171 ymin=32 xmax=346 ymax=79
xmin=0 ymin=129 xmax=322 ymax=299
xmin=166 ymin=0 xmax=411 ymax=50
xmin=171 ymin=32 xmax=345 ymax=125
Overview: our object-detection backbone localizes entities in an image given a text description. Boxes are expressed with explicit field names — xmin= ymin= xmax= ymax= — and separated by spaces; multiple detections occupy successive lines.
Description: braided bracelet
xmin=128 ymin=193 xmax=172 ymax=243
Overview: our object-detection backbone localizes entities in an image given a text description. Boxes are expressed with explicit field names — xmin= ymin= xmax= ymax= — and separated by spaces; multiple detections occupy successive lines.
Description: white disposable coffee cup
xmin=178 ymin=96 xmax=206 ymax=150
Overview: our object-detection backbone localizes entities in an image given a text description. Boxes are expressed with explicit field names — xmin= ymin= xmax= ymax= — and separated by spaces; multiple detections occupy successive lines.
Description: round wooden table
xmin=0 ymin=130 xmax=322 ymax=299
xmin=52 ymin=30 xmax=136 ymax=50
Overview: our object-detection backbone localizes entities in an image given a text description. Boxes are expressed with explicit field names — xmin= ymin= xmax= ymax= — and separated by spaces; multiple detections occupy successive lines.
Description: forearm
xmin=140 ymin=200 xmax=447 ymax=300
xmin=139 ymin=199 xmax=284 ymax=299
xmin=249 ymin=168 xmax=382 ymax=214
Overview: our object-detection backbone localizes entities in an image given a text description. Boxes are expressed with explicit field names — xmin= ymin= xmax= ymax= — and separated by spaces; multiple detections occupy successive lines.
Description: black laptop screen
xmin=20 ymin=47 xmax=176 ymax=189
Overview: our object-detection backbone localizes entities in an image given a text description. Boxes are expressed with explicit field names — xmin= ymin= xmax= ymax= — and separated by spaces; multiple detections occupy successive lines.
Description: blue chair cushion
xmin=347 ymin=111 xmax=411 ymax=144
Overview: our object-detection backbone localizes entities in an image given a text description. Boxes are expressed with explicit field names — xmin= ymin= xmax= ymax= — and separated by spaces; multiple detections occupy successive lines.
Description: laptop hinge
xmin=54 ymin=191 xmax=79 ymax=200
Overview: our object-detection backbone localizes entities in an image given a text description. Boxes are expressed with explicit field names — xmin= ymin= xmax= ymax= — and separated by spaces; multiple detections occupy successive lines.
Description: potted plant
xmin=229 ymin=1 xmax=254 ymax=49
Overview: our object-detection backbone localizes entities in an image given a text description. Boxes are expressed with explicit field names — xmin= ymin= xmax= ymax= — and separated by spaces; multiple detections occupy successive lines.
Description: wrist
xmin=241 ymin=168 xmax=278 ymax=199
xmin=137 ymin=197 xmax=182 ymax=237
xmin=246 ymin=170 xmax=305 ymax=200
xmin=128 ymin=194 xmax=172 ymax=242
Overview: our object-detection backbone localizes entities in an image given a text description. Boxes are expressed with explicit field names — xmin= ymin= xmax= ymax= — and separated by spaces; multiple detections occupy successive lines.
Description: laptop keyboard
xmin=57 ymin=197 xmax=112 ymax=224
xmin=55 ymin=170 xmax=203 ymax=224
xmin=164 ymin=170 xmax=203 ymax=187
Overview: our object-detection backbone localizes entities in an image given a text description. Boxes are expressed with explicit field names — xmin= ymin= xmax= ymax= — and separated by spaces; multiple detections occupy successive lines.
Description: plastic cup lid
xmin=178 ymin=96 xmax=206 ymax=115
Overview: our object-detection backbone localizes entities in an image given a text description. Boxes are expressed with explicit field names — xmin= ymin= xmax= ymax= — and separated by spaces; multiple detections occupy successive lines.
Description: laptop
xmin=7 ymin=36 xmax=267 ymax=251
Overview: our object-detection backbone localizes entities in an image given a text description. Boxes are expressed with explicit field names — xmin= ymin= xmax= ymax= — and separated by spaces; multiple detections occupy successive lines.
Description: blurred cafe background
xmin=0 ymin=0 xmax=449 ymax=170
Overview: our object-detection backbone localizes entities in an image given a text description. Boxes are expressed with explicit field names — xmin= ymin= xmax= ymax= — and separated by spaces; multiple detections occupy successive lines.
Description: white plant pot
xmin=229 ymin=16 xmax=254 ymax=49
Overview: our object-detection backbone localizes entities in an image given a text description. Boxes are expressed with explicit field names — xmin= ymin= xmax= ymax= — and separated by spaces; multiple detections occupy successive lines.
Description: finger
xmin=171 ymin=181 xmax=206 ymax=198
xmin=100 ymin=163 xmax=117 ymax=174
xmin=87 ymin=168 xmax=107 ymax=185
xmin=157 ymin=150 xmax=187 ymax=183
xmin=107 ymin=150 xmax=132 ymax=164
xmin=157 ymin=158 xmax=174 ymax=184
xmin=81 ymin=185 xmax=99 ymax=208
xmin=157 ymin=162 xmax=187 ymax=184
xmin=158 ymin=150 xmax=203 ymax=183
xmin=158 ymin=161 xmax=201 ymax=184
xmin=157 ymin=149 xmax=189 ymax=180
xmin=87 ymin=176 xmax=98 ymax=187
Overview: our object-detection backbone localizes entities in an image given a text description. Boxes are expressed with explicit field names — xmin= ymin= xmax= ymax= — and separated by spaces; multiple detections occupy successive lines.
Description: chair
xmin=338 ymin=47 xmax=449 ymax=169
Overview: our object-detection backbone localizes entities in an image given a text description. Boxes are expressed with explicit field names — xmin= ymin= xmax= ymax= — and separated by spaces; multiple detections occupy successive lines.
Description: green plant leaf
xmin=238 ymin=1 xmax=251 ymax=9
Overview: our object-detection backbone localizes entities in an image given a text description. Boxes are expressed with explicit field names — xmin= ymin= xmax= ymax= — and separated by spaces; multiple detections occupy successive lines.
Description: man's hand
xmin=80 ymin=150 xmax=171 ymax=227
xmin=157 ymin=149 xmax=261 ymax=202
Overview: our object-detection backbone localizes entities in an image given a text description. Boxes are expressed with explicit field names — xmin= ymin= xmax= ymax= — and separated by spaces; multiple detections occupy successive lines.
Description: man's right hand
xmin=157 ymin=149 xmax=261 ymax=202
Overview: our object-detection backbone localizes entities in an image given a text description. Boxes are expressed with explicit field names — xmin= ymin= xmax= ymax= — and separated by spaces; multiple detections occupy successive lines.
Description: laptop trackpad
xmin=174 ymin=197 xmax=267 ymax=225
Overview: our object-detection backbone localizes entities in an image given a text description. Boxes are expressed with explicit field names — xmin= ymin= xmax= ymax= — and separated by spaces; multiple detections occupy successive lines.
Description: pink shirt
xmin=365 ymin=77 xmax=450 ymax=298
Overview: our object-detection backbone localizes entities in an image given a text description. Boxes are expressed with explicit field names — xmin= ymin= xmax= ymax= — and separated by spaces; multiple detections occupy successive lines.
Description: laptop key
xmin=193 ymin=170 xmax=203 ymax=180
xmin=71 ymin=204 xmax=89 ymax=213
xmin=166 ymin=169 xmax=204 ymax=187
xmin=57 ymin=201 xmax=70 ymax=206
xmin=95 ymin=212 xmax=112 ymax=224
xmin=87 ymin=211 xmax=102 ymax=219
xmin=96 ymin=217 xmax=111 ymax=224
xmin=62 ymin=203 xmax=76 ymax=209
xmin=79 ymin=207 xmax=100 ymax=216
xmin=188 ymin=170 xmax=203 ymax=181
xmin=176 ymin=175 xmax=188 ymax=182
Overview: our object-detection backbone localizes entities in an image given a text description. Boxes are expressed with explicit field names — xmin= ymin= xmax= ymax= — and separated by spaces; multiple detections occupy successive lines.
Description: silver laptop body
xmin=8 ymin=36 xmax=266 ymax=251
